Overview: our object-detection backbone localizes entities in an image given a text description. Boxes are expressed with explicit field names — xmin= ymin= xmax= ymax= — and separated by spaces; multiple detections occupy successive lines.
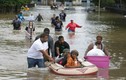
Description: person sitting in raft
xmin=84 ymin=35 xmax=109 ymax=57
xmin=64 ymin=50 xmax=81 ymax=68
xmin=55 ymin=49 xmax=70 ymax=65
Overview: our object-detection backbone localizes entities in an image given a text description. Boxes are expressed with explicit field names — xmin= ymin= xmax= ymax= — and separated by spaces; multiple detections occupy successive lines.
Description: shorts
xmin=68 ymin=29 xmax=75 ymax=32
xmin=55 ymin=28 xmax=62 ymax=31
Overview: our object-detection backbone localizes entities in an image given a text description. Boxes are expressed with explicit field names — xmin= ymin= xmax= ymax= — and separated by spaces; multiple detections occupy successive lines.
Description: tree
xmin=0 ymin=0 xmax=31 ymax=13
xmin=92 ymin=0 xmax=115 ymax=7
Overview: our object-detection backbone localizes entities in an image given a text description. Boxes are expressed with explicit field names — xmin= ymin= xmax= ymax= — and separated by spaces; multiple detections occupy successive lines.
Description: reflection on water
xmin=0 ymin=70 xmax=27 ymax=80
xmin=0 ymin=6 xmax=126 ymax=80
xmin=26 ymin=68 xmax=98 ymax=80
xmin=97 ymin=68 xmax=109 ymax=79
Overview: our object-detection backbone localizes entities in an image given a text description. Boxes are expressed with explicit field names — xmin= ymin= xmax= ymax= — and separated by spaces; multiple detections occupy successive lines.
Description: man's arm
xmin=35 ymin=16 xmax=38 ymax=20
xmin=40 ymin=49 xmax=53 ymax=61
xmin=55 ymin=41 xmax=60 ymax=56
xmin=66 ymin=42 xmax=70 ymax=49
xmin=49 ymin=37 xmax=55 ymax=57
xmin=84 ymin=43 xmax=93 ymax=56
xmin=103 ymin=47 xmax=109 ymax=56
xmin=56 ymin=47 xmax=60 ymax=56
xmin=41 ymin=16 xmax=43 ymax=20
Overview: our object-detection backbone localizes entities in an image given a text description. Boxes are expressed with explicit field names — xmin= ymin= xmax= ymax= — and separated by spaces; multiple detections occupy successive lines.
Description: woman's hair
xmin=71 ymin=50 xmax=79 ymax=56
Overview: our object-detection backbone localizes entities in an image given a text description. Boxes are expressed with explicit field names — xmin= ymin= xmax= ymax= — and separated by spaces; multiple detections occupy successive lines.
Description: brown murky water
xmin=0 ymin=6 xmax=126 ymax=80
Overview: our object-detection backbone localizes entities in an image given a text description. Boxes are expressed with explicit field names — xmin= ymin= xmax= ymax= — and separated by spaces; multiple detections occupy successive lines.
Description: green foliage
xmin=92 ymin=0 xmax=99 ymax=6
xmin=0 ymin=0 xmax=31 ymax=6
xmin=103 ymin=0 xmax=115 ymax=5
xmin=92 ymin=0 xmax=115 ymax=7
xmin=122 ymin=0 xmax=126 ymax=5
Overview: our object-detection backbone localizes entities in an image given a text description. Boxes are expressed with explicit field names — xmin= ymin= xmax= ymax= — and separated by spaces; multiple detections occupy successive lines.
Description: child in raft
xmin=64 ymin=50 xmax=81 ymax=68
xmin=56 ymin=49 xmax=81 ymax=68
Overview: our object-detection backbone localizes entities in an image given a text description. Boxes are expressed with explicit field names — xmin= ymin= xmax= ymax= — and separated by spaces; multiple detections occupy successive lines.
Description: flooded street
xmin=0 ymin=5 xmax=126 ymax=80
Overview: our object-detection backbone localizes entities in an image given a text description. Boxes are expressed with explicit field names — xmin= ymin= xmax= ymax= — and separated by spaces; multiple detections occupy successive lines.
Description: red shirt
xmin=66 ymin=22 xmax=81 ymax=31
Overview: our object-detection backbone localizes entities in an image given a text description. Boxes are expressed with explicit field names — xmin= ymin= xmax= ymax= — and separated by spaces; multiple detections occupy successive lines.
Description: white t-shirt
xmin=27 ymin=39 xmax=48 ymax=59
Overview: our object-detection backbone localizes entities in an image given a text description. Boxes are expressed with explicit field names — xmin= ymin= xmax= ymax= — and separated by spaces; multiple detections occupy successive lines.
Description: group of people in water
xmin=51 ymin=10 xmax=66 ymax=32
xmin=50 ymin=2 xmax=64 ymax=10
xmin=27 ymin=26 xmax=109 ymax=68
xmin=12 ymin=11 xmax=44 ymax=38
xmin=12 ymin=11 xmax=27 ymax=30
xmin=11 ymin=8 xmax=109 ymax=68
xmin=12 ymin=9 xmax=81 ymax=34
xmin=51 ymin=10 xmax=82 ymax=33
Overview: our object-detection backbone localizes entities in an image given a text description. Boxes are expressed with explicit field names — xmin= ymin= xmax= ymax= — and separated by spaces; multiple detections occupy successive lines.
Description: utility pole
xmin=98 ymin=0 xmax=100 ymax=21
xmin=120 ymin=0 xmax=122 ymax=8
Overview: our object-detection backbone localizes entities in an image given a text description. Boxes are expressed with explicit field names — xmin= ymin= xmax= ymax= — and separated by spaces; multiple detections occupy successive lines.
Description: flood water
xmin=0 ymin=6 xmax=126 ymax=80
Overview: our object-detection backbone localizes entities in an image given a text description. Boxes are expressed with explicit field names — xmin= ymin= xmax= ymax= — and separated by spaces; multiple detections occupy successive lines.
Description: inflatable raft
xmin=45 ymin=61 xmax=98 ymax=76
